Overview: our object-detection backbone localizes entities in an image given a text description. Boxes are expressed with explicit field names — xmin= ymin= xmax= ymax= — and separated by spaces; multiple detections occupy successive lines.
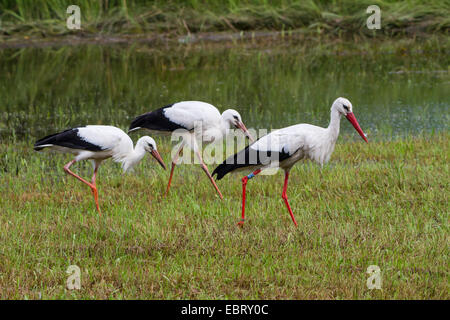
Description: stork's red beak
xmin=346 ymin=112 xmax=368 ymax=143
xmin=237 ymin=121 xmax=254 ymax=142
xmin=151 ymin=150 xmax=167 ymax=170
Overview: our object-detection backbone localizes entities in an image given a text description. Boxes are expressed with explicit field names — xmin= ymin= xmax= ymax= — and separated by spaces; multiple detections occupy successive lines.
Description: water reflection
xmin=0 ymin=44 xmax=448 ymax=141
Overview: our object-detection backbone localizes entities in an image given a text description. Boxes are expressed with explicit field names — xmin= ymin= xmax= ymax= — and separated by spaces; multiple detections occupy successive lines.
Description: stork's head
xmin=332 ymin=97 xmax=368 ymax=143
xmin=332 ymin=97 xmax=353 ymax=115
xmin=222 ymin=109 xmax=254 ymax=142
xmin=138 ymin=136 xmax=167 ymax=169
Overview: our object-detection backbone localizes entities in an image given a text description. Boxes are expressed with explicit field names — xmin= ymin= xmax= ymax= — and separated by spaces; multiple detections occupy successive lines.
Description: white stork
xmin=34 ymin=125 xmax=166 ymax=214
xmin=128 ymin=101 xmax=253 ymax=199
xmin=212 ymin=97 xmax=368 ymax=226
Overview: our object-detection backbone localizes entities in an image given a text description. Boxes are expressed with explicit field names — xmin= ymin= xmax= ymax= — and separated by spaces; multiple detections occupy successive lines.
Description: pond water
xmin=0 ymin=43 xmax=448 ymax=141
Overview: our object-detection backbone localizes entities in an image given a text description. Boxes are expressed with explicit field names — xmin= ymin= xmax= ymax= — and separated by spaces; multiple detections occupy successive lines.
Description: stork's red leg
xmin=239 ymin=169 xmax=261 ymax=226
xmin=90 ymin=161 xmax=101 ymax=215
xmin=91 ymin=162 xmax=99 ymax=185
xmin=196 ymin=150 xmax=224 ymax=200
xmin=201 ymin=162 xmax=224 ymax=200
xmin=281 ymin=171 xmax=298 ymax=226
xmin=64 ymin=160 xmax=91 ymax=186
xmin=165 ymin=163 xmax=176 ymax=196
xmin=91 ymin=188 xmax=100 ymax=214
xmin=165 ymin=142 xmax=185 ymax=197
xmin=63 ymin=160 xmax=101 ymax=215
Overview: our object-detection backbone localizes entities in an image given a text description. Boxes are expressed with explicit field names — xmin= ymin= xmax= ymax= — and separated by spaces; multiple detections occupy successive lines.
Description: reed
xmin=0 ymin=0 xmax=448 ymax=38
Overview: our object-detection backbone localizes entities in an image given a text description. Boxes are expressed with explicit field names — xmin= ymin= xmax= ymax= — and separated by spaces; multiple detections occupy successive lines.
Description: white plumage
xmin=129 ymin=101 xmax=254 ymax=199
xmin=213 ymin=97 xmax=368 ymax=226
xmin=163 ymin=101 xmax=222 ymax=133
xmin=34 ymin=125 xmax=166 ymax=214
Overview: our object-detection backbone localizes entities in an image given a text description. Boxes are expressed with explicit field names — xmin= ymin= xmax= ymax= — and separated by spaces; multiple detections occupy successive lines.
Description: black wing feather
xmin=212 ymin=145 xmax=291 ymax=180
xmin=34 ymin=127 xmax=103 ymax=151
xmin=129 ymin=104 xmax=189 ymax=132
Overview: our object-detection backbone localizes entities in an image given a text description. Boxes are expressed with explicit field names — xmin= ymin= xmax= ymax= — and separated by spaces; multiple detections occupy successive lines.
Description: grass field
xmin=0 ymin=133 xmax=448 ymax=299
xmin=0 ymin=0 xmax=448 ymax=40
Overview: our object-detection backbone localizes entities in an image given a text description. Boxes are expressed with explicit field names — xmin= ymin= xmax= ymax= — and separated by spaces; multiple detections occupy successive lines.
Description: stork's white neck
xmin=220 ymin=115 xmax=232 ymax=130
xmin=327 ymin=107 xmax=342 ymax=143
xmin=122 ymin=142 xmax=147 ymax=172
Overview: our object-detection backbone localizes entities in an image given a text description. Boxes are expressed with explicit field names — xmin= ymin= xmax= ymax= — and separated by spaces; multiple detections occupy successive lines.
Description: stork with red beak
xmin=34 ymin=125 xmax=166 ymax=214
xmin=212 ymin=97 xmax=368 ymax=226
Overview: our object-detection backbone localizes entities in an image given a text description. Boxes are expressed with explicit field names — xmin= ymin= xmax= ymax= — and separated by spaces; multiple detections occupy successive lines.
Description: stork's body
xmin=129 ymin=101 xmax=253 ymax=199
xmin=34 ymin=125 xmax=166 ymax=214
xmin=213 ymin=97 xmax=368 ymax=226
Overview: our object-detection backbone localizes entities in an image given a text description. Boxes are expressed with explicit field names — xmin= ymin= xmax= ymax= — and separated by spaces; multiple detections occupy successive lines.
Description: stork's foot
xmin=237 ymin=219 xmax=245 ymax=227
xmin=89 ymin=186 xmax=101 ymax=216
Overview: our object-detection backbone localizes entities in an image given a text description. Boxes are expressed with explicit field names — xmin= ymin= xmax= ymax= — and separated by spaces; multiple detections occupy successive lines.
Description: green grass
xmin=0 ymin=133 xmax=448 ymax=299
xmin=0 ymin=0 xmax=449 ymax=41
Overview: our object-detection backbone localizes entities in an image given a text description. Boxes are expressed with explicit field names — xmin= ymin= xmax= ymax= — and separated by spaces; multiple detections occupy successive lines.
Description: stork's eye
xmin=147 ymin=143 xmax=154 ymax=149
xmin=343 ymin=105 xmax=349 ymax=112
xmin=233 ymin=115 xmax=239 ymax=120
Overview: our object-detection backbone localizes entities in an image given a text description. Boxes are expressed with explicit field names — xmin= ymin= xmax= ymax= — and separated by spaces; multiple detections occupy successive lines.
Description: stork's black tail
xmin=212 ymin=162 xmax=235 ymax=180
xmin=34 ymin=127 xmax=102 ymax=152
xmin=128 ymin=112 xmax=153 ymax=133
xmin=212 ymin=146 xmax=255 ymax=180
xmin=34 ymin=129 xmax=73 ymax=151
xmin=212 ymin=143 xmax=292 ymax=180
xmin=128 ymin=104 xmax=187 ymax=133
